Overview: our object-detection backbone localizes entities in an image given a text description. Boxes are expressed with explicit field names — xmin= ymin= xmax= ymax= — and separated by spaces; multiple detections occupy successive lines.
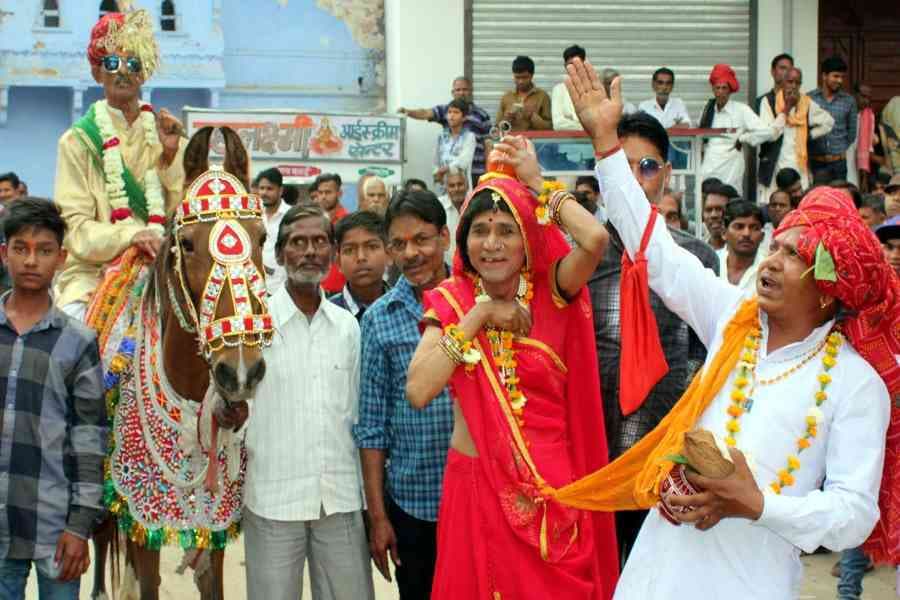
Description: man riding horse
xmin=54 ymin=8 xmax=185 ymax=320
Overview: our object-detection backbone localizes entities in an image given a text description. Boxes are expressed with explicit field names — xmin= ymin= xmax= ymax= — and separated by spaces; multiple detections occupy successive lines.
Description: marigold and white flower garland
xmin=535 ymin=180 xmax=566 ymax=225
xmin=475 ymin=273 xmax=534 ymax=425
xmin=724 ymin=328 xmax=843 ymax=495
xmin=94 ymin=100 xmax=166 ymax=233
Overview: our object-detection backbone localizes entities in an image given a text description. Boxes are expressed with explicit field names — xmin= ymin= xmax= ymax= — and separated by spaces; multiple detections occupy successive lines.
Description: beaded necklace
xmin=725 ymin=327 xmax=843 ymax=495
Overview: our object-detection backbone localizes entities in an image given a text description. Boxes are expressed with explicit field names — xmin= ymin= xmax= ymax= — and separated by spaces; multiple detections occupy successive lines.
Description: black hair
xmin=617 ymin=112 xmax=670 ymax=159
xmin=821 ymin=55 xmax=847 ymax=74
xmin=403 ymin=178 xmax=429 ymax=192
xmin=274 ymin=204 xmax=333 ymax=255
xmin=456 ymin=189 xmax=514 ymax=273
xmin=0 ymin=172 xmax=20 ymax=189
xmin=829 ymin=180 xmax=863 ymax=208
xmin=775 ymin=167 xmax=802 ymax=190
xmin=563 ymin=45 xmax=586 ymax=63
xmin=384 ymin=189 xmax=447 ymax=234
xmin=572 ymin=190 xmax=594 ymax=212
xmin=724 ymin=200 xmax=763 ymax=227
xmin=309 ymin=180 xmax=319 ymax=193
xmin=282 ymin=184 xmax=299 ymax=206
xmin=334 ymin=210 xmax=387 ymax=246
xmin=3 ymin=197 xmax=67 ymax=246
xmin=652 ymin=67 xmax=675 ymax=83
xmin=703 ymin=182 xmax=739 ymax=207
xmin=861 ymin=194 xmax=886 ymax=215
xmin=447 ymin=98 xmax=471 ymax=116
xmin=575 ymin=175 xmax=599 ymax=193
xmin=701 ymin=177 xmax=723 ymax=196
xmin=314 ymin=173 xmax=342 ymax=189
xmin=512 ymin=55 xmax=535 ymax=75
xmin=771 ymin=53 xmax=794 ymax=70
xmin=256 ymin=167 xmax=283 ymax=188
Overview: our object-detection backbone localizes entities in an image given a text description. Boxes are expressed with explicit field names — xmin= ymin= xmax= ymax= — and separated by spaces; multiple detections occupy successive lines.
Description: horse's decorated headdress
xmin=169 ymin=127 xmax=274 ymax=360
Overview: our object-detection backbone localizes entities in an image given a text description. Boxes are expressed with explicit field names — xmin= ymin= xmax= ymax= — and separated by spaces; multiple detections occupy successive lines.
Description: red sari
xmin=424 ymin=176 xmax=618 ymax=599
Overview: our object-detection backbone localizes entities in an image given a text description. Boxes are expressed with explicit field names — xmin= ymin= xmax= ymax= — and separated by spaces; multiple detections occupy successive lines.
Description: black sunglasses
xmin=102 ymin=55 xmax=142 ymax=74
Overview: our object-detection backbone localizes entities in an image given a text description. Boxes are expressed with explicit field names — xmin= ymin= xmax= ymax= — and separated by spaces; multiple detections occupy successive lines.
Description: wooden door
xmin=820 ymin=0 xmax=900 ymax=113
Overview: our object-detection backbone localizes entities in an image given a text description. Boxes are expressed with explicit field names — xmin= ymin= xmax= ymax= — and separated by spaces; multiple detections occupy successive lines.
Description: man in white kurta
xmin=560 ymin=57 xmax=898 ymax=600
xmin=757 ymin=68 xmax=834 ymax=204
xmin=243 ymin=205 xmax=374 ymax=600
xmin=597 ymin=148 xmax=889 ymax=599
xmin=699 ymin=64 xmax=780 ymax=195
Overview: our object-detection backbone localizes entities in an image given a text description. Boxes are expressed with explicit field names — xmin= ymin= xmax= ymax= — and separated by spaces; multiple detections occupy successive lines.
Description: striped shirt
xmin=808 ymin=89 xmax=858 ymax=156
xmin=0 ymin=294 xmax=106 ymax=559
xmin=352 ymin=276 xmax=453 ymax=522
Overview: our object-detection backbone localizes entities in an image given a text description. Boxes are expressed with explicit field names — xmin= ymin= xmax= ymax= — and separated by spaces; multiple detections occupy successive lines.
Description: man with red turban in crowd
xmin=54 ymin=9 xmax=186 ymax=319
xmin=699 ymin=64 xmax=780 ymax=195
xmin=557 ymin=57 xmax=900 ymax=599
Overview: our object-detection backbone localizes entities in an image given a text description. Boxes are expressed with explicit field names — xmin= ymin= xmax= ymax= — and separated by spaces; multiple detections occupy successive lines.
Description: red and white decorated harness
xmin=171 ymin=170 xmax=274 ymax=359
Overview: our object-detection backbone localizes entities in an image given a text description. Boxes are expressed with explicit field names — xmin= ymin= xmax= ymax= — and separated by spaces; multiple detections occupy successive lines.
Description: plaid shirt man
xmin=0 ymin=296 xmax=106 ymax=559
xmin=353 ymin=276 xmax=452 ymax=521
xmin=433 ymin=102 xmax=493 ymax=180
xmin=808 ymin=89 xmax=858 ymax=156
xmin=589 ymin=225 xmax=719 ymax=458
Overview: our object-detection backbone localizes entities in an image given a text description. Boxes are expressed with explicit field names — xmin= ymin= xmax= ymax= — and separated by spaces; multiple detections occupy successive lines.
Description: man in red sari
xmin=406 ymin=142 xmax=619 ymax=598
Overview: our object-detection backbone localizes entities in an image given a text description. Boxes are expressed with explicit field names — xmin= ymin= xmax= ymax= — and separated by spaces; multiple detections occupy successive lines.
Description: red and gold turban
xmin=709 ymin=63 xmax=739 ymax=93
xmin=776 ymin=186 xmax=900 ymax=564
xmin=87 ymin=10 xmax=159 ymax=78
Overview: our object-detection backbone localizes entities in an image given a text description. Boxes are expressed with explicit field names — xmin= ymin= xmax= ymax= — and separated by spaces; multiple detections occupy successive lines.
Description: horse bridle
xmin=166 ymin=168 xmax=274 ymax=361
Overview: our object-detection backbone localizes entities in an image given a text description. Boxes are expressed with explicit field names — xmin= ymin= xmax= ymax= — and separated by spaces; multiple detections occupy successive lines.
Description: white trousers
xmin=243 ymin=507 xmax=375 ymax=600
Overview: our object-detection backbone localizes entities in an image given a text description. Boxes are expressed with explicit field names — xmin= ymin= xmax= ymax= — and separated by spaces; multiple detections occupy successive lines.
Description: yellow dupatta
xmin=775 ymin=91 xmax=811 ymax=173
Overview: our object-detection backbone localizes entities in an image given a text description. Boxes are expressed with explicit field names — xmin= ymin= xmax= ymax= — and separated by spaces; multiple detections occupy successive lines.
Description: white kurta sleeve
xmin=676 ymin=99 xmax=693 ymax=127
xmin=809 ymin=100 xmax=836 ymax=140
xmin=737 ymin=103 xmax=780 ymax=147
xmin=552 ymin=84 xmax=582 ymax=131
xmin=595 ymin=150 xmax=742 ymax=347
xmin=754 ymin=370 xmax=889 ymax=553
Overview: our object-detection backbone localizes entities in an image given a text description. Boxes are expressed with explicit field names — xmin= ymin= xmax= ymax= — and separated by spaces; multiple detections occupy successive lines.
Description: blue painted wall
xmin=0 ymin=0 xmax=385 ymax=197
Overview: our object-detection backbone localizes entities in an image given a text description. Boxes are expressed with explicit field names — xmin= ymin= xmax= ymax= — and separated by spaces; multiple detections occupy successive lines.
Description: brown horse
xmin=89 ymin=127 xmax=271 ymax=600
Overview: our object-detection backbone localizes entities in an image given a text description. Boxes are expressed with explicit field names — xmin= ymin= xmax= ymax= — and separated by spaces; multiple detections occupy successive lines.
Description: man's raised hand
xmin=564 ymin=58 xmax=623 ymax=152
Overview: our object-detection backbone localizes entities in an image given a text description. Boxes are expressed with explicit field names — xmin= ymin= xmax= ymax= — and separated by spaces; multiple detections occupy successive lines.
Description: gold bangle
xmin=439 ymin=335 xmax=465 ymax=365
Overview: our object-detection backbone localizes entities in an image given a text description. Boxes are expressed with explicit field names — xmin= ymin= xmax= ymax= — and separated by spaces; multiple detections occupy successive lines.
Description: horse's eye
xmin=180 ymin=238 xmax=195 ymax=253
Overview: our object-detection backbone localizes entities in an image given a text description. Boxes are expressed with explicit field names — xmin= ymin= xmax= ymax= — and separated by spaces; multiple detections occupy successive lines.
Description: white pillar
xmin=756 ymin=0 xmax=819 ymax=95
xmin=385 ymin=0 xmax=465 ymax=186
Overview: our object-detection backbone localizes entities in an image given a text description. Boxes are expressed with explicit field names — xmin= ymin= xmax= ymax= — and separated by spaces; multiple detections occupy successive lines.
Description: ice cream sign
xmin=189 ymin=111 xmax=405 ymax=163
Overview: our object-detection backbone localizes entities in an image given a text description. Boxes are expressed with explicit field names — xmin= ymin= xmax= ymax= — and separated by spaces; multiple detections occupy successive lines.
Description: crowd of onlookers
xmin=3 ymin=43 xmax=900 ymax=600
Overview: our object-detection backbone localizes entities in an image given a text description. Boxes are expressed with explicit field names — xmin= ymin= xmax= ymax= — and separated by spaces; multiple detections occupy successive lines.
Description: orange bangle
xmin=594 ymin=143 xmax=622 ymax=161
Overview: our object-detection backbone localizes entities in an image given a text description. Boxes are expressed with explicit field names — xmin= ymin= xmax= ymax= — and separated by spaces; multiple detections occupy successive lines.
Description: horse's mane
xmin=145 ymin=126 xmax=252 ymax=332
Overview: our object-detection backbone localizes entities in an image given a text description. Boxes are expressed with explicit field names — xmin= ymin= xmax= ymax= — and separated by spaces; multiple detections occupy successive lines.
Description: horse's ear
xmin=183 ymin=126 xmax=214 ymax=194
xmin=220 ymin=127 xmax=251 ymax=191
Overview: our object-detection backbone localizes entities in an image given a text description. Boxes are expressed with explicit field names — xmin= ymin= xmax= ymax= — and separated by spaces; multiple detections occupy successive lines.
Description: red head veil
xmin=426 ymin=174 xmax=618 ymax=594
xmin=775 ymin=186 xmax=900 ymax=563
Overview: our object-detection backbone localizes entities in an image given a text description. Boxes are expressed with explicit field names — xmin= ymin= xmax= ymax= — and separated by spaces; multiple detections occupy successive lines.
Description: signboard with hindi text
xmin=183 ymin=108 xmax=405 ymax=164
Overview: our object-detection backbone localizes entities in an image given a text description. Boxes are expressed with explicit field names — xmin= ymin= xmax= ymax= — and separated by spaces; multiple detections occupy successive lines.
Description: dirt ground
xmin=24 ymin=542 xmax=898 ymax=599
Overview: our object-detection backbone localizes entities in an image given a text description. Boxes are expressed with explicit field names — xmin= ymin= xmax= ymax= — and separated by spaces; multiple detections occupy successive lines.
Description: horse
xmin=87 ymin=126 xmax=273 ymax=600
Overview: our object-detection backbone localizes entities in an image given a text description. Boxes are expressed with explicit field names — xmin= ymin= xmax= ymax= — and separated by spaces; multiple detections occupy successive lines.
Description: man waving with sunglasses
xmin=587 ymin=112 xmax=719 ymax=567
xmin=53 ymin=9 xmax=186 ymax=320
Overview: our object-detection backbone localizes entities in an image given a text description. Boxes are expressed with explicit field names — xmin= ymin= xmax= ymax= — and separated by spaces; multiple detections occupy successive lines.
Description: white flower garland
xmin=94 ymin=100 xmax=167 ymax=234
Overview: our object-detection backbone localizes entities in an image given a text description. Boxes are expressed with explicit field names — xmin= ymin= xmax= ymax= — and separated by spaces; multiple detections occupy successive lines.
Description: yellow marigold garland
xmin=535 ymin=180 xmax=566 ymax=225
xmin=723 ymin=328 xmax=843 ymax=495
